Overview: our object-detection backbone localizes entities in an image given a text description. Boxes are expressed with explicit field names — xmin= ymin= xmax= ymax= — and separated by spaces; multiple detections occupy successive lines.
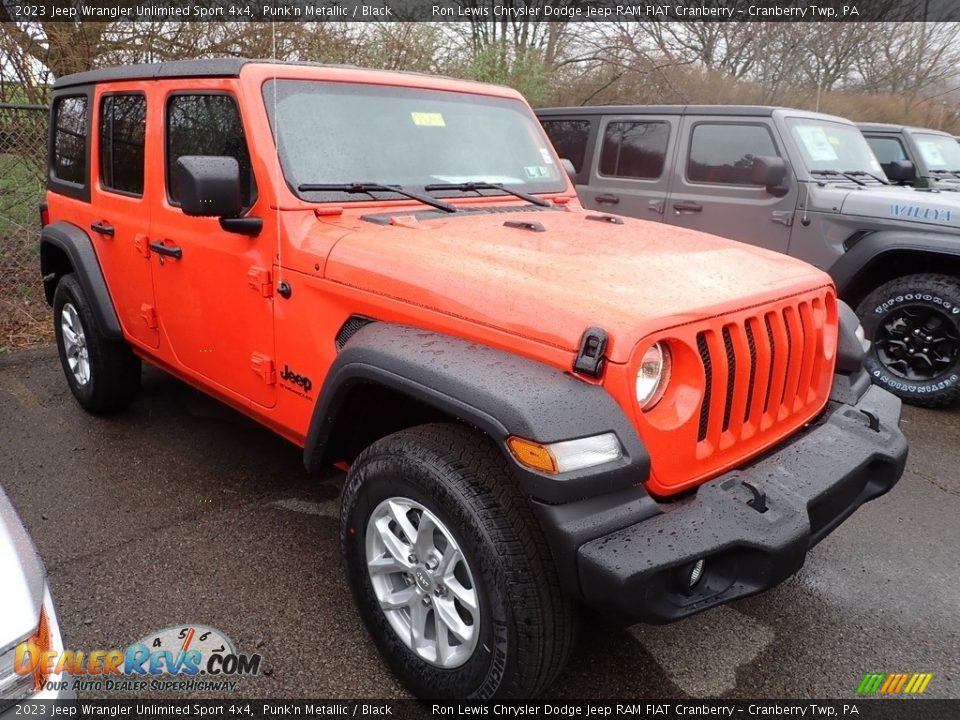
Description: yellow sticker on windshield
xmin=411 ymin=112 xmax=446 ymax=127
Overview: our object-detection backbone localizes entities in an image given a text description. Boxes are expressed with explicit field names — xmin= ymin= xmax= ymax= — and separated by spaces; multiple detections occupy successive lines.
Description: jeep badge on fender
xmin=41 ymin=60 xmax=907 ymax=699
xmin=280 ymin=364 xmax=312 ymax=393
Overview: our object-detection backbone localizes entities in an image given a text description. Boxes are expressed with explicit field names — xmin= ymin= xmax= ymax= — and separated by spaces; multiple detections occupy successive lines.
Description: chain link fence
xmin=0 ymin=103 xmax=50 ymax=349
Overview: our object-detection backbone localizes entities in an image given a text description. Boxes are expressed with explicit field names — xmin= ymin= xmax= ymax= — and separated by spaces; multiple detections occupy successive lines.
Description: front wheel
xmin=856 ymin=273 xmax=960 ymax=408
xmin=340 ymin=424 xmax=577 ymax=698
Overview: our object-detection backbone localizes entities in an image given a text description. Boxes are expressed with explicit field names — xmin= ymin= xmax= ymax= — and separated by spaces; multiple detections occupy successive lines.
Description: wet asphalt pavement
xmin=0 ymin=347 xmax=957 ymax=699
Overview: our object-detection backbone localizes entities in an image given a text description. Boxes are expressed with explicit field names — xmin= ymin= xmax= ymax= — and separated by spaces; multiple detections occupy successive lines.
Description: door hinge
xmin=772 ymin=211 xmax=794 ymax=227
xmin=141 ymin=304 xmax=158 ymax=329
xmin=247 ymin=267 xmax=273 ymax=297
xmin=135 ymin=234 xmax=151 ymax=258
xmin=251 ymin=353 xmax=276 ymax=385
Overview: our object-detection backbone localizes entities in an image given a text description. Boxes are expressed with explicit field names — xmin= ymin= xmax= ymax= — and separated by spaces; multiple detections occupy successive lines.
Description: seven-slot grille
xmin=694 ymin=291 xmax=833 ymax=455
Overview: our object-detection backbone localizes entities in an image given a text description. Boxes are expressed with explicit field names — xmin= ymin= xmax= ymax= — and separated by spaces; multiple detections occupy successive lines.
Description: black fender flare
xmin=829 ymin=229 xmax=960 ymax=296
xmin=303 ymin=323 xmax=651 ymax=505
xmin=40 ymin=221 xmax=122 ymax=341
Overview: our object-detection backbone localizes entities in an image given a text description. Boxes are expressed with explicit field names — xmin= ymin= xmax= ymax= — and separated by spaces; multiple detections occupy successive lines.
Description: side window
xmin=52 ymin=95 xmax=88 ymax=186
xmin=540 ymin=119 xmax=590 ymax=173
xmin=600 ymin=121 xmax=669 ymax=179
xmin=166 ymin=94 xmax=255 ymax=206
xmin=100 ymin=94 xmax=147 ymax=196
xmin=688 ymin=123 xmax=778 ymax=185
xmin=865 ymin=136 xmax=907 ymax=164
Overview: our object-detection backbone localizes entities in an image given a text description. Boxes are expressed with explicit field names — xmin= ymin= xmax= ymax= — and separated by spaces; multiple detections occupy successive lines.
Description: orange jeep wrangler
xmin=40 ymin=60 xmax=908 ymax=698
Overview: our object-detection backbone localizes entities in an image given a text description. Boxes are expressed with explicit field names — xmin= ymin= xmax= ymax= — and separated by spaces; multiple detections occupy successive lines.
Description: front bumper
xmin=568 ymin=384 xmax=907 ymax=623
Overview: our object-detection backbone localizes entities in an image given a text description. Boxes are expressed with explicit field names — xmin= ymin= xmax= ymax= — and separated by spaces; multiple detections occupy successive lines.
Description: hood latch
xmin=573 ymin=326 xmax=609 ymax=378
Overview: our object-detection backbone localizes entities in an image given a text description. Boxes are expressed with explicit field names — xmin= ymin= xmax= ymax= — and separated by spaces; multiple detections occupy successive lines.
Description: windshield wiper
xmin=423 ymin=182 xmax=552 ymax=208
xmin=929 ymin=169 xmax=960 ymax=180
xmin=810 ymin=169 xmax=867 ymax=186
xmin=297 ymin=182 xmax=457 ymax=214
xmin=843 ymin=170 xmax=890 ymax=185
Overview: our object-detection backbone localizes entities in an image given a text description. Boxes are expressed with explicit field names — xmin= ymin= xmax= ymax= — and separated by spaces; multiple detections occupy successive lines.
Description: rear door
xmin=89 ymin=84 xmax=158 ymax=349
xmin=582 ymin=114 xmax=676 ymax=221
xmin=666 ymin=116 xmax=797 ymax=254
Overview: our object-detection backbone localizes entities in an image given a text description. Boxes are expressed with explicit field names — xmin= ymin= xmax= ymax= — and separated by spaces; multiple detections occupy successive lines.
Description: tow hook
xmin=860 ymin=409 xmax=880 ymax=432
xmin=742 ymin=481 xmax=768 ymax=513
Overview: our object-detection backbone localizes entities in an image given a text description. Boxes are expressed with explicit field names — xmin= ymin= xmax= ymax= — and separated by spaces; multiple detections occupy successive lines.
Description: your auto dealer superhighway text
xmin=432 ymin=705 xmax=834 ymax=717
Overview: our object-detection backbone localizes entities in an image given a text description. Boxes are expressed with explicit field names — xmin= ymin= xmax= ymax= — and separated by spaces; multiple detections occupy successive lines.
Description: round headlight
xmin=636 ymin=342 xmax=671 ymax=411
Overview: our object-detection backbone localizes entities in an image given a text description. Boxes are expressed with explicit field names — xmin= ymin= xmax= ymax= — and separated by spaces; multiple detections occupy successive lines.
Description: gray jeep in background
xmin=538 ymin=105 xmax=960 ymax=407
xmin=859 ymin=123 xmax=960 ymax=191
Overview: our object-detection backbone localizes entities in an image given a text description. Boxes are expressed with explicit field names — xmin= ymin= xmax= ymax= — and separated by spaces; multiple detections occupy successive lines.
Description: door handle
xmin=595 ymin=193 xmax=620 ymax=205
xmin=148 ymin=241 xmax=183 ymax=260
xmin=90 ymin=221 xmax=115 ymax=237
xmin=648 ymin=200 xmax=665 ymax=215
xmin=673 ymin=201 xmax=703 ymax=213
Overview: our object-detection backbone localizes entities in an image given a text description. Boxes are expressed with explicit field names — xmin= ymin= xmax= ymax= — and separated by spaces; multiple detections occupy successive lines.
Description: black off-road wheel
xmin=53 ymin=273 xmax=141 ymax=414
xmin=340 ymin=423 xmax=577 ymax=699
xmin=856 ymin=274 xmax=960 ymax=408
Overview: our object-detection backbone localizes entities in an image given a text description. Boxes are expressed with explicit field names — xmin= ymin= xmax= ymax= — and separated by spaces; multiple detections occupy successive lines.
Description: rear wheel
xmin=856 ymin=274 xmax=960 ymax=408
xmin=340 ymin=423 xmax=576 ymax=698
xmin=53 ymin=273 xmax=141 ymax=414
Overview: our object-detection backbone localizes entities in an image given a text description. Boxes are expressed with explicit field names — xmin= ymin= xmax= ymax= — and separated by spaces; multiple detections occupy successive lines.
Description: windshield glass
xmin=262 ymin=80 xmax=566 ymax=202
xmin=785 ymin=117 xmax=884 ymax=176
xmin=913 ymin=133 xmax=960 ymax=170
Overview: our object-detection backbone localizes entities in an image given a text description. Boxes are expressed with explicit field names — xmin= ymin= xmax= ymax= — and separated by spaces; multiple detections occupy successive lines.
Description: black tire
xmin=53 ymin=273 xmax=141 ymax=414
xmin=340 ymin=423 xmax=577 ymax=699
xmin=856 ymin=273 xmax=960 ymax=408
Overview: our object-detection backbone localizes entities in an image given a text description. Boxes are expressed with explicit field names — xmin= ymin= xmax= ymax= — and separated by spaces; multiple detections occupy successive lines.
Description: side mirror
xmin=883 ymin=159 xmax=915 ymax=183
xmin=176 ymin=156 xmax=242 ymax=218
xmin=751 ymin=155 xmax=787 ymax=188
xmin=560 ymin=158 xmax=577 ymax=181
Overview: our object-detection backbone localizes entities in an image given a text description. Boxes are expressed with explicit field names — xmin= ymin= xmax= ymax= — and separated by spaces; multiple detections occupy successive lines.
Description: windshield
xmin=786 ymin=117 xmax=884 ymax=176
xmin=262 ymin=80 xmax=566 ymax=202
xmin=913 ymin=133 xmax=960 ymax=171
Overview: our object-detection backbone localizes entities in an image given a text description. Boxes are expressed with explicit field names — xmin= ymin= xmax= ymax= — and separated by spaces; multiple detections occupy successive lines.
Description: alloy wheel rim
xmin=874 ymin=304 xmax=960 ymax=382
xmin=61 ymin=302 xmax=91 ymax=386
xmin=365 ymin=497 xmax=480 ymax=669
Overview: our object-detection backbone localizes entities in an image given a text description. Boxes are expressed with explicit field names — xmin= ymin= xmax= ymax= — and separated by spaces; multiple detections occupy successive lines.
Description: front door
xmin=148 ymin=87 xmax=276 ymax=408
xmin=666 ymin=117 xmax=797 ymax=254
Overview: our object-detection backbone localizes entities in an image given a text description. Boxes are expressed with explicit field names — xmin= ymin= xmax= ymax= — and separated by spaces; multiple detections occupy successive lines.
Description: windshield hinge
xmin=248 ymin=266 xmax=273 ymax=298
xmin=772 ymin=211 xmax=794 ymax=227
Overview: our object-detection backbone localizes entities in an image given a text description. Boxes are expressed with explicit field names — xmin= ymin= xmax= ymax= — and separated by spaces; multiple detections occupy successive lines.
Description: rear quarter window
xmin=52 ymin=95 xmax=89 ymax=186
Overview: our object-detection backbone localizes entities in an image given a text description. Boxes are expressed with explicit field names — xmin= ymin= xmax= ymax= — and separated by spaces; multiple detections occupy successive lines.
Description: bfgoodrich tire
xmin=340 ymin=423 xmax=577 ymax=699
xmin=856 ymin=274 xmax=960 ymax=408
xmin=53 ymin=273 xmax=141 ymax=414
